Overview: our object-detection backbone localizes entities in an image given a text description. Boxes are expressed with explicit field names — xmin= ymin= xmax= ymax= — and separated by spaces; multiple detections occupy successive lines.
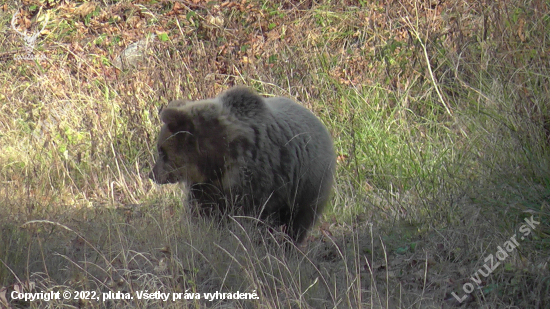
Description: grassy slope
xmin=0 ymin=0 xmax=549 ymax=308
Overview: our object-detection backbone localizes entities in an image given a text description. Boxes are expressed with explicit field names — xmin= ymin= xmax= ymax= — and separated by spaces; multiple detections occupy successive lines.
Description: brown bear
xmin=150 ymin=87 xmax=335 ymax=243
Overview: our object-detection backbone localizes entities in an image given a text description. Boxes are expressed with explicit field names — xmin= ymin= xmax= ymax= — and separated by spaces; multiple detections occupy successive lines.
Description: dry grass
xmin=1 ymin=0 xmax=549 ymax=308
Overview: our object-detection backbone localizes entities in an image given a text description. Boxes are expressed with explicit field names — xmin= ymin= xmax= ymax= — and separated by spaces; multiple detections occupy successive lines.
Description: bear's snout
xmin=149 ymin=166 xmax=165 ymax=184
xmin=149 ymin=166 xmax=176 ymax=184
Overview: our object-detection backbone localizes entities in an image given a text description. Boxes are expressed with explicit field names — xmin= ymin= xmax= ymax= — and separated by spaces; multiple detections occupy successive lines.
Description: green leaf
xmin=158 ymin=33 xmax=169 ymax=42
xmin=395 ymin=245 xmax=409 ymax=254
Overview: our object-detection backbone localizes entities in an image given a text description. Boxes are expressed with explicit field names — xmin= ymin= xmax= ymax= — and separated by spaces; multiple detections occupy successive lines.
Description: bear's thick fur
xmin=150 ymin=87 xmax=335 ymax=243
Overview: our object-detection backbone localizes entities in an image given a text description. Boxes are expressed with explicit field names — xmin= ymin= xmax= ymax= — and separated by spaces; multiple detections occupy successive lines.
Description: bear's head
xmin=149 ymin=99 xmax=226 ymax=184
xmin=150 ymin=88 xmax=266 ymax=186
xmin=150 ymin=88 xmax=262 ymax=186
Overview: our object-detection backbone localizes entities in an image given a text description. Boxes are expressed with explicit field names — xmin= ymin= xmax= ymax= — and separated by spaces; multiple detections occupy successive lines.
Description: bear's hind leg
xmin=288 ymin=203 xmax=320 ymax=244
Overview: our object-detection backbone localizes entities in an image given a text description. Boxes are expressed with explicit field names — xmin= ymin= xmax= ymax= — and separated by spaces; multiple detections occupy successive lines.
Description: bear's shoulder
xmin=219 ymin=87 xmax=267 ymax=118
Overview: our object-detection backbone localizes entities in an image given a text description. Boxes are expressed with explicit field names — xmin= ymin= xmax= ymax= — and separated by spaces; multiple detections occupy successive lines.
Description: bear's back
xmin=264 ymin=97 xmax=334 ymax=158
xmin=263 ymin=96 xmax=335 ymax=195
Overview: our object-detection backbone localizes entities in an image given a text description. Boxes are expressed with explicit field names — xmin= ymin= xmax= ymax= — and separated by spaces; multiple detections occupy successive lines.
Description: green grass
xmin=1 ymin=0 xmax=549 ymax=308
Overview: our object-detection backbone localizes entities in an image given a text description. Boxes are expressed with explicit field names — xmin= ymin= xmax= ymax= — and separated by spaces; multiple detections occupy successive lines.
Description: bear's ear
xmin=166 ymin=99 xmax=188 ymax=109
xmin=160 ymin=107 xmax=194 ymax=133
xmin=219 ymin=86 xmax=266 ymax=117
